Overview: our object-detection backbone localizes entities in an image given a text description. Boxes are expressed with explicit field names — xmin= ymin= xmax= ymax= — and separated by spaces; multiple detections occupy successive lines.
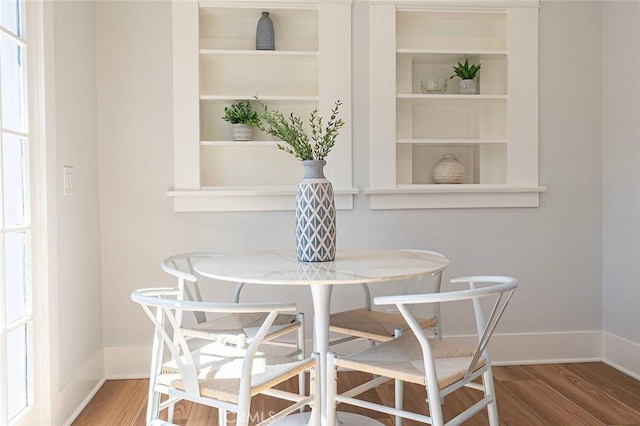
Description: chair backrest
xmin=345 ymin=249 xmax=447 ymax=311
xmin=374 ymin=276 xmax=517 ymax=382
xmin=162 ymin=252 xmax=247 ymax=324
xmin=131 ymin=287 xmax=297 ymax=404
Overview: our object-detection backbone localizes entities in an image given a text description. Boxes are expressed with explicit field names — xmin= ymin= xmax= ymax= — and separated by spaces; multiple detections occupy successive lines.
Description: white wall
xmin=52 ymin=1 xmax=104 ymax=423
xmin=602 ymin=1 xmax=640 ymax=375
xmin=96 ymin=0 xmax=607 ymax=376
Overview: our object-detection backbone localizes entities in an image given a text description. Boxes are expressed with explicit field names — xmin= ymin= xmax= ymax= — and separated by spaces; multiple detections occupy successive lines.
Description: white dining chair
xmin=328 ymin=249 xmax=446 ymax=425
xmin=329 ymin=250 xmax=444 ymax=344
xmin=328 ymin=276 xmax=518 ymax=426
xmin=161 ymin=253 xmax=305 ymax=355
xmin=131 ymin=287 xmax=320 ymax=426
xmin=161 ymin=253 xmax=307 ymax=420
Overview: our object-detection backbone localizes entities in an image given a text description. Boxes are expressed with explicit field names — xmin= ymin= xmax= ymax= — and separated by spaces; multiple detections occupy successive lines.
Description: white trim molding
xmin=104 ymin=346 xmax=154 ymax=380
xmin=104 ymin=330 xmax=604 ymax=380
xmin=365 ymin=186 xmax=546 ymax=209
xmin=602 ymin=332 xmax=640 ymax=380
xmin=59 ymin=349 xmax=106 ymax=426
xmin=169 ymin=188 xmax=359 ymax=212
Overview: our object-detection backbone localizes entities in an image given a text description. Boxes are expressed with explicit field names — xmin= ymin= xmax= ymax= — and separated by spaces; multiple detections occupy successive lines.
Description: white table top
xmin=194 ymin=248 xmax=449 ymax=285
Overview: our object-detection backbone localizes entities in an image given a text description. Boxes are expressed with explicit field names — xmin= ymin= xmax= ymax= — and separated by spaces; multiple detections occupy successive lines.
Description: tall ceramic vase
xmin=256 ymin=11 xmax=275 ymax=50
xmin=296 ymin=160 xmax=336 ymax=262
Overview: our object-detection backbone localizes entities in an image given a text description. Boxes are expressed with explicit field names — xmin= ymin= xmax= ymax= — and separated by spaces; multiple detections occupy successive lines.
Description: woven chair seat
xmin=160 ymin=340 xmax=314 ymax=404
xmin=183 ymin=312 xmax=300 ymax=342
xmin=336 ymin=332 xmax=485 ymax=389
xmin=329 ymin=307 xmax=438 ymax=342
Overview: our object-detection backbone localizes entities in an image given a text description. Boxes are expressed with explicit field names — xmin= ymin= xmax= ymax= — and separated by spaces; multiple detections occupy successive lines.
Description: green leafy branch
xmin=256 ymin=99 xmax=344 ymax=161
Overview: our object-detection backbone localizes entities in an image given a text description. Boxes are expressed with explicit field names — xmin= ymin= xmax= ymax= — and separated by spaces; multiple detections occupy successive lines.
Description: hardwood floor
xmin=73 ymin=362 xmax=640 ymax=426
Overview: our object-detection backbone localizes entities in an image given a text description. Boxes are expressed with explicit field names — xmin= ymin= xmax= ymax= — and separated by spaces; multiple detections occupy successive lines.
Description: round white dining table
xmin=194 ymin=248 xmax=449 ymax=425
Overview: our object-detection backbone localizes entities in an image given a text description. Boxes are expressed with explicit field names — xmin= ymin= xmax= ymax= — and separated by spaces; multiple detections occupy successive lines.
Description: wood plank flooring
xmin=73 ymin=362 xmax=640 ymax=425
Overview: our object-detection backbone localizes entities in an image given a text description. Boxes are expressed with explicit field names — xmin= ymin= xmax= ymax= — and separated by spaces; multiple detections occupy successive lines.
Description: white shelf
xmin=397 ymin=138 xmax=506 ymax=145
xmin=396 ymin=94 xmax=507 ymax=100
xmin=171 ymin=0 xmax=354 ymax=212
xmin=169 ymin=187 xmax=360 ymax=212
xmin=365 ymin=185 xmax=547 ymax=210
xmin=200 ymin=49 xmax=318 ymax=56
xmin=397 ymin=49 xmax=507 ymax=64
xmin=201 ymin=140 xmax=279 ymax=146
xmin=198 ymin=2 xmax=322 ymax=11
xmin=391 ymin=184 xmax=545 ymax=193
xmin=200 ymin=95 xmax=319 ymax=101
xmin=369 ymin=1 xmax=540 ymax=209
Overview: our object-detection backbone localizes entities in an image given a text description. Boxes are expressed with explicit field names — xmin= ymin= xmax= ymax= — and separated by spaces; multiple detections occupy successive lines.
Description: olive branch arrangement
xmin=255 ymin=98 xmax=344 ymax=161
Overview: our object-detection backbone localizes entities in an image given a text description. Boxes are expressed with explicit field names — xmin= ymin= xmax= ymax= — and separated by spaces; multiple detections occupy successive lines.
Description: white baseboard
xmin=104 ymin=345 xmax=152 ymax=379
xmin=465 ymin=331 xmax=603 ymax=365
xmin=105 ymin=331 xmax=604 ymax=379
xmin=602 ymin=331 xmax=640 ymax=380
xmin=60 ymin=348 xmax=106 ymax=426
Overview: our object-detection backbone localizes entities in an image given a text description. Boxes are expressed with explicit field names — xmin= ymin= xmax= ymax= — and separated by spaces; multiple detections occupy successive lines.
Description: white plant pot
xmin=232 ymin=124 xmax=253 ymax=141
xmin=458 ymin=79 xmax=478 ymax=95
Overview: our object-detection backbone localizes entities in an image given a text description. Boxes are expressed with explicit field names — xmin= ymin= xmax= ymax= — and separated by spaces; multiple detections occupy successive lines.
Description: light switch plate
xmin=63 ymin=166 xmax=74 ymax=195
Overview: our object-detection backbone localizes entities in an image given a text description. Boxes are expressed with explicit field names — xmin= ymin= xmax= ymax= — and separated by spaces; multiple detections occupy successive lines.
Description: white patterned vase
xmin=432 ymin=154 xmax=466 ymax=184
xmin=296 ymin=160 xmax=336 ymax=262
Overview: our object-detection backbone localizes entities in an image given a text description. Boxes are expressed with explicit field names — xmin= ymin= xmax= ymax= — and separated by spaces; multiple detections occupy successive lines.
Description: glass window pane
xmin=1 ymin=38 xmax=26 ymax=132
xmin=3 ymin=134 xmax=27 ymax=227
xmin=7 ymin=325 xmax=29 ymax=420
xmin=0 ymin=1 xmax=21 ymax=37
xmin=5 ymin=231 xmax=27 ymax=324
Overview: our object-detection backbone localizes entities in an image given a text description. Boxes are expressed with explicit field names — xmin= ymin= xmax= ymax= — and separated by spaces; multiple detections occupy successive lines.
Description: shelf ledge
xmin=365 ymin=185 xmax=547 ymax=209
xmin=201 ymin=140 xmax=279 ymax=146
xmin=200 ymin=49 xmax=319 ymax=56
xmin=168 ymin=188 xmax=360 ymax=212
xmin=397 ymin=138 xmax=506 ymax=145
xmin=200 ymin=95 xmax=319 ymax=101
xmin=397 ymin=94 xmax=507 ymax=100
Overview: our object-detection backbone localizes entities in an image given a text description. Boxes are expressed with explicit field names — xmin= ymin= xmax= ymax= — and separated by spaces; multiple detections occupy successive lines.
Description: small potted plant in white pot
xmin=450 ymin=59 xmax=481 ymax=95
xmin=222 ymin=101 xmax=260 ymax=141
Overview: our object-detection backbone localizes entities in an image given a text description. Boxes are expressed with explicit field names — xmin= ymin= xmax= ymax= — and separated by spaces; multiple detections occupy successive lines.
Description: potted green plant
xmin=222 ymin=101 xmax=260 ymax=141
xmin=450 ymin=59 xmax=481 ymax=95
xmin=256 ymin=99 xmax=344 ymax=262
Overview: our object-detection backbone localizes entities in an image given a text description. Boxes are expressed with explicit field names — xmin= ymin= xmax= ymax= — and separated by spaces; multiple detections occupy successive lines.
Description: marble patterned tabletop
xmin=193 ymin=248 xmax=449 ymax=285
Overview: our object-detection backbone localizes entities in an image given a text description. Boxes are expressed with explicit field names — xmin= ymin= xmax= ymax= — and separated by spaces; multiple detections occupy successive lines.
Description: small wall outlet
xmin=63 ymin=166 xmax=74 ymax=195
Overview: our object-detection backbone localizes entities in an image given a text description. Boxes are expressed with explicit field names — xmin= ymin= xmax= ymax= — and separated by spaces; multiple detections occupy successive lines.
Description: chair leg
xmin=146 ymin=384 xmax=161 ymax=425
xmin=218 ymin=409 xmax=228 ymax=426
xmin=327 ymin=352 xmax=337 ymax=426
xmin=393 ymin=328 xmax=403 ymax=426
xmin=236 ymin=410 xmax=250 ymax=426
xmin=167 ymin=404 xmax=175 ymax=423
xmin=483 ymin=365 xmax=499 ymax=425
xmin=147 ymin=325 xmax=164 ymax=425
xmin=425 ymin=377 xmax=444 ymax=426
xmin=395 ymin=379 xmax=403 ymax=426
xmin=297 ymin=313 xmax=306 ymax=408
xmin=311 ymin=352 xmax=321 ymax=426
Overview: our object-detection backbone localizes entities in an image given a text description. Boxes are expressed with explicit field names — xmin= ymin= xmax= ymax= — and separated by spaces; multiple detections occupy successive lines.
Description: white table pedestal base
xmin=273 ymin=411 xmax=384 ymax=425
